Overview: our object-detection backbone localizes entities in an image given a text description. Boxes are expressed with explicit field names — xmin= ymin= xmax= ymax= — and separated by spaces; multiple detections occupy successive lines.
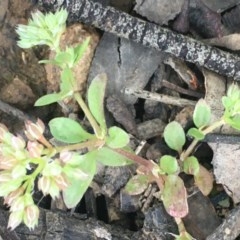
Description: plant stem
xmin=113 ymin=148 xmax=155 ymax=170
xmin=202 ymin=118 xmax=225 ymax=135
xmin=23 ymin=160 xmax=45 ymax=193
xmin=180 ymin=119 xmax=225 ymax=161
xmin=74 ymin=92 xmax=103 ymax=138
xmin=39 ymin=135 xmax=53 ymax=149
xmin=56 ymin=138 xmax=105 ymax=152
xmin=175 ymin=217 xmax=187 ymax=234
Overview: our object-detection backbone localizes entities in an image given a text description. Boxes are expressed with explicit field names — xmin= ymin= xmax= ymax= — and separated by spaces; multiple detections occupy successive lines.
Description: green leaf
xmin=222 ymin=96 xmax=233 ymax=110
xmin=224 ymin=115 xmax=240 ymax=131
xmin=227 ymin=83 xmax=240 ymax=101
xmin=34 ymin=93 xmax=62 ymax=106
xmin=60 ymin=67 xmax=74 ymax=93
xmin=73 ymin=38 xmax=90 ymax=65
xmin=106 ymin=126 xmax=129 ymax=148
xmin=49 ymin=117 xmax=94 ymax=143
xmin=163 ymin=121 xmax=186 ymax=152
xmin=124 ymin=175 xmax=149 ymax=195
xmin=87 ymin=74 xmax=107 ymax=135
xmin=183 ymin=156 xmax=200 ymax=176
xmin=159 ymin=155 xmax=179 ymax=174
xmin=194 ymin=165 xmax=213 ymax=196
xmin=193 ymin=99 xmax=211 ymax=128
xmin=90 ymin=147 xmax=133 ymax=166
xmin=63 ymin=153 xmax=96 ymax=208
xmin=55 ymin=51 xmax=73 ymax=68
xmin=187 ymin=128 xmax=205 ymax=141
xmin=162 ymin=175 xmax=188 ymax=218
xmin=38 ymin=59 xmax=59 ymax=65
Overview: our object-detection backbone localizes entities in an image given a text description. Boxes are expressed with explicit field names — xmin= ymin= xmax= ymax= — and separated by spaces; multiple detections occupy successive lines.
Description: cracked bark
xmin=37 ymin=0 xmax=240 ymax=80
xmin=206 ymin=204 xmax=240 ymax=240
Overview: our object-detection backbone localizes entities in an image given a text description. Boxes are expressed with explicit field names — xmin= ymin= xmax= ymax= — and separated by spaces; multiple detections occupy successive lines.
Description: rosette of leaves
xmin=16 ymin=9 xmax=68 ymax=50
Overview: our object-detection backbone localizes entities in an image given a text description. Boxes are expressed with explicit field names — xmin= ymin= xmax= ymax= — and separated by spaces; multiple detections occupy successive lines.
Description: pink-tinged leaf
xmin=194 ymin=165 xmax=213 ymax=196
xmin=124 ymin=175 xmax=149 ymax=195
xmin=162 ymin=175 xmax=188 ymax=218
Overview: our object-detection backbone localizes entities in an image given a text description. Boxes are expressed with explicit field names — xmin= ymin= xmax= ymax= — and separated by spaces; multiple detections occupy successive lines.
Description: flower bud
xmin=54 ymin=174 xmax=69 ymax=190
xmin=25 ymin=119 xmax=45 ymax=141
xmin=4 ymin=187 xmax=25 ymax=206
xmin=10 ymin=195 xmax=25 ymax=212
xmin=8 ymin=210 xmax=24 ymax=230
xmin=23 ymin=204 xmax=39 ymax=230
xmin=27 ymin=141 xmax=43 ymax=158
xmin=11 ymin=164 xmax=26 ymax=179
xmin=59 ymin=151 xmax=73 ymax=164
xmin=38 ymin=176 xmax=51 ymax=196
xmin=11 ymin=135 xmax=25 ymax=150
xmin=42 ymin=161 xmax=62 ymax=176
xmin=0 ymin=156 xmax=18 ymax=170
xmin=48 ymin=179 xmax=60 ymax=200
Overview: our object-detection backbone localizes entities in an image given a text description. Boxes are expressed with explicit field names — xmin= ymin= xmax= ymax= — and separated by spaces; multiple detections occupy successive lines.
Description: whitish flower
xmin=48 ymin=179 xmax=60 ymax=200
xmin=59 ymin=151 xmax=73 ymax=164
xmin=54 ymin=174 xmax=69 ymax=190
xmin=27 ymin=141 xmax=44 ymax=158
xmin=11 ymin=135 xmax=25 ymax=150
xmin=23 ymin=204 xmax=39 ymax=230
xmin=11 ymin=164 xmax=27 ymax=179
xmin=0 ymin=156 xmax=18 ymax=170
xmin=10 ymin=195 xmax=25 ymax=212
xmin=38 ymin=176 xmax=51 ymax=196
xmin=25 ymin=119 xmax=45 ymax=141
xmin=4 ymin=187 xmax=25 ymax=206
xmin=8 ymin=210 xmax=24 ymax=230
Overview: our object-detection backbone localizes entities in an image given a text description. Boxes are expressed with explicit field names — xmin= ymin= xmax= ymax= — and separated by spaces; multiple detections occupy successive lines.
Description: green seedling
xmin=4 ymin=8 xmax=240 ymax=239
xmin=125 ymin=83 xmax=240 ymax=238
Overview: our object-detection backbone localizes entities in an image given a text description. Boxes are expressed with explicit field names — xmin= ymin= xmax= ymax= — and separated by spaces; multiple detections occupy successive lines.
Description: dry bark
xmin=37 ymin=0 xmax=240 ymax=80
xmin=0 ymin=208 xmax=133 ymax=240
xmin=206 ymin=204 xmax=240 ymax=240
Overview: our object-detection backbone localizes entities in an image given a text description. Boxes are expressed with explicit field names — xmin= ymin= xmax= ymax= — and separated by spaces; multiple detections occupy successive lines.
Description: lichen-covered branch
xmin=37 ymin=0 xmax=240 ymax=80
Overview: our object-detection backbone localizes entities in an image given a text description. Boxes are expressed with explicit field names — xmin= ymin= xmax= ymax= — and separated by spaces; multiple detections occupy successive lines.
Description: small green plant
xmin=6 ymin=8 xmax=132 ymax=230
xmin=2 ymin=7 xmax=239 ymax=239
xmin=125 ymin=84 xmax=240 ymax=239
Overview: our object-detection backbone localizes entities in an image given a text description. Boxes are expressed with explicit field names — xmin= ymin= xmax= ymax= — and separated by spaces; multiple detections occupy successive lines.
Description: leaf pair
xmin=222 ymin=84 xmax=240 ymax=130
xmin=35 ymin=39 xmax=90 ymax=107
xmin=163 ymin=99 xmax=212 ymax=150
xmin=39 ymin=39 xmax=90 ymax=70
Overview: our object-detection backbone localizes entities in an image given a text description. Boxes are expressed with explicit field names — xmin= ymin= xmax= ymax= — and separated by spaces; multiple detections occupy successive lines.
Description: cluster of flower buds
xmin=38 ymin=159 xmax=69 ymax=199
xmin=6 ymin=192 xmax=39 ymax=230
xmin=0 ymin=120 xmax=45 ymax=230
xmin=0 ymin=119 xmax=90 ymax=231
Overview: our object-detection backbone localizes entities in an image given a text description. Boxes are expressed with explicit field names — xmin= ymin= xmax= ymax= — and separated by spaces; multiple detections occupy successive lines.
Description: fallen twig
xmin=123 ymin=88 xmax=196 ymax=107
xmin=38 ymin=0 xmax=240 ymax=80
xmin=161 ymin=80 xmax=204 ymax=98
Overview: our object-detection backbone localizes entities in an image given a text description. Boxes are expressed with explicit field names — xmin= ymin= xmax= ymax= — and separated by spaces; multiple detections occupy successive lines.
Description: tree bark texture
xmin=37 ymin=0 xmax=240 ymax=80
xmin=206 ymin=204 xmax=240 ymax=240
xmin=0 ymin=208 xmax=133 ymax=240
